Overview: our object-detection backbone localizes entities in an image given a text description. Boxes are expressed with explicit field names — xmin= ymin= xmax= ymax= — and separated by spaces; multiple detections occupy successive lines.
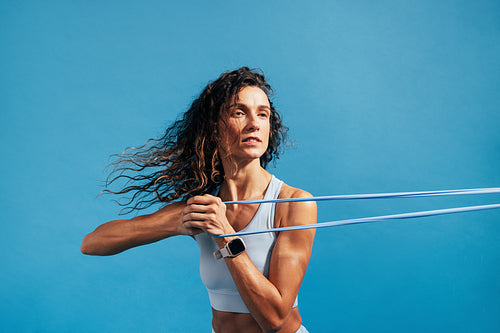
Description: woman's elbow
xmin=262 ymin=311 xmax=290 ymax=333
xmin=80 ymin=233 xmax=102 ymax=255
xmin=80 ymin=234 xmax=93 ymax=255
xmin=263 ymin=320 xmax=286 ymax=333
xmin=265 ymin=323 xmax=284 ymax=333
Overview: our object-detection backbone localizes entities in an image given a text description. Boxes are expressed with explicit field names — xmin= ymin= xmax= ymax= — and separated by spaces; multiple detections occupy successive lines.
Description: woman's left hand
xmin=181 ymin=194 xmax=235 ymax=236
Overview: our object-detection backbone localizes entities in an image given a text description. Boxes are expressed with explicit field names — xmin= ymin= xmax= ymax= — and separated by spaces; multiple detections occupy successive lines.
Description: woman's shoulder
xmin=275 ymin=181 xmax=317 ymax=228
xmin=278 ymin=181 xmax=314 ymax=200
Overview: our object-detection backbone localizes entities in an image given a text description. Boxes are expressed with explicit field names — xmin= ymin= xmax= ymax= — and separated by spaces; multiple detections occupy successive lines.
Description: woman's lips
xmin=242 ymin=137 xmax=261 ymax=143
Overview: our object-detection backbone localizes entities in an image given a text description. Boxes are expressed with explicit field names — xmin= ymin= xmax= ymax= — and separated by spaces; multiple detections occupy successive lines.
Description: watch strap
xmin=214 ymin=246 xmax=230 ymax=260
xmin=213 ymin=237 xmax=245 ymax=260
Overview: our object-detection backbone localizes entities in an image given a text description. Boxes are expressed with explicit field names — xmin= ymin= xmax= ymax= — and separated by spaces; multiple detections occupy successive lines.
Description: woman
xmin=81 ymin=67 xmax=317 ymax=333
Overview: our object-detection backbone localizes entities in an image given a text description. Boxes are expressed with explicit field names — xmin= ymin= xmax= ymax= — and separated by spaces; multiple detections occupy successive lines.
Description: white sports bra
xmin=194 ymin=175 xmax=298 ymax=313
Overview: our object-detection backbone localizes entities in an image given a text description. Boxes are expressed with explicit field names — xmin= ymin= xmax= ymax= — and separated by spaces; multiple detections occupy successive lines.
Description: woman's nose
xmin=245 ymin=114 xmax=260 ymax=131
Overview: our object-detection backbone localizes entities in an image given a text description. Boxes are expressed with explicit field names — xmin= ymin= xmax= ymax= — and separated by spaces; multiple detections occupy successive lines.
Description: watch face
xmin=228 ymin=238 xmax=245 ymax=255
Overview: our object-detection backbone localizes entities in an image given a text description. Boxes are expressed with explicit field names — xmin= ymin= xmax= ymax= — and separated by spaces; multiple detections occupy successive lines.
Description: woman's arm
xmin=182 ymin=188 xmax=316 ymax=333
xmin=226 ymin=188 xmax=316 ymax=332
xmin=81 ymin=201 xmax=193 ymax=256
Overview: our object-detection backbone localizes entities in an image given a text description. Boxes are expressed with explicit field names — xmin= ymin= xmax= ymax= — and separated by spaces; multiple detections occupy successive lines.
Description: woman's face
xmin=218 ymin=86 xmax=271 ymax=164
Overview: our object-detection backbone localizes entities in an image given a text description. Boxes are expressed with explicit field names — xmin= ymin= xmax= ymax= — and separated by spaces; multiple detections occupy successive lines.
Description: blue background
xmin=1 ymin=1 xmax=499 ymax=332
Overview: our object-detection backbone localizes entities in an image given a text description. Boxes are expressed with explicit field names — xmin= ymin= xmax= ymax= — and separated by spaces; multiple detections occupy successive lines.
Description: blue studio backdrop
xmin=1 ymin=1 xmax=499 ymax=332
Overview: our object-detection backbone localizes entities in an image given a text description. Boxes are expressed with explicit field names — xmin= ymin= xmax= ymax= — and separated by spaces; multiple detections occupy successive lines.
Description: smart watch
xmin=213 ymin=237 xmax=246 ymax=260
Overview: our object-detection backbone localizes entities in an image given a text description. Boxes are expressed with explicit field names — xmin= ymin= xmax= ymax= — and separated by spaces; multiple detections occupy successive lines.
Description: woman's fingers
xmin=183 ymin=220 xmax=224 ymax=236
xmin=182 ymin=212 xmax=217 ymax=223
xmin=185 ymin=195 xmax=224 ymax=213
xmin=183 ymin=196 xmax=226 ymax=221
xmin=182 ymin=204 xmax=218 ymax=224
xmin=183 ymin=203 xmax=217 ymax=215
xmin=182 ymin=195 xmax=230 ymax=236
xmin=187 ymin=194 xmax=225 ymax=207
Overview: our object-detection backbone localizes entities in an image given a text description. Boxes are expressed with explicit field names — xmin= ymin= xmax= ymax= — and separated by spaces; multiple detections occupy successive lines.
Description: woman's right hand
xmin=181 ymin=194 xmax=235 ymax=237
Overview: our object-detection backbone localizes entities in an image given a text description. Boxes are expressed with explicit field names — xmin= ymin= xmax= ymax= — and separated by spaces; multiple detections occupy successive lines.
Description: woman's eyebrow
xmin=234 ymin=103 xmax=271 ymax=110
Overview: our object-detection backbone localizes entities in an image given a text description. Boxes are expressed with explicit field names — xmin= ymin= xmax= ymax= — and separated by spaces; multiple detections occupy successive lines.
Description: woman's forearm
xmin=223 ymin=253 xmax=299 ymax=333
xmin=81 ymin=202 xmax=186 ymax=256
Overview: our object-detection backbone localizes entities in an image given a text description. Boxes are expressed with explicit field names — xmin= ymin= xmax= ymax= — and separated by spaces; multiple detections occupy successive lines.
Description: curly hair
xmin=103 ymin=67 xmax=288 ymax=214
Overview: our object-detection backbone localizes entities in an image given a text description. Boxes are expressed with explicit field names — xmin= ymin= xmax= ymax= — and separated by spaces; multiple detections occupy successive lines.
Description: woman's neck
xmin=219 ymin=161 xmax=271 ymax=202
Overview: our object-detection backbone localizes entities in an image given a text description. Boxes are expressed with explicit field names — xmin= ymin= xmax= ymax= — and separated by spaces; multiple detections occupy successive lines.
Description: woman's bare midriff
xmin=212 ymin=307 xmax=302 ymax=333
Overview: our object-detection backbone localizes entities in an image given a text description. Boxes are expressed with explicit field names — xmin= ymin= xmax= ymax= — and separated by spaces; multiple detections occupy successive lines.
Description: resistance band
xmin=215 ymin=187 xmax=500 ymax=237
xmin=223 ymin=187 xmax=500 ymax=205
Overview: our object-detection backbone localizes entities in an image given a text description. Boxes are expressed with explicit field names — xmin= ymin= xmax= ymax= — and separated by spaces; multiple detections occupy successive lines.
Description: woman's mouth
xmin=243 ymin=137 xmax=261 ymax=143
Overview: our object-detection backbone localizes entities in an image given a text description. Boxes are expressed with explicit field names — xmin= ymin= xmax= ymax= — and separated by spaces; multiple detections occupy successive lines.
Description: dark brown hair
xmin=104 ymin=67 xmax=287 ymax=214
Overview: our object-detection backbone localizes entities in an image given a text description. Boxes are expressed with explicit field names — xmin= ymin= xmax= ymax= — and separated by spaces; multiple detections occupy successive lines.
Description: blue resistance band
xmin=223 ymin=187 xmax=500 ymax=204
xmin=215 ymin=187 xmax=500 ymax=237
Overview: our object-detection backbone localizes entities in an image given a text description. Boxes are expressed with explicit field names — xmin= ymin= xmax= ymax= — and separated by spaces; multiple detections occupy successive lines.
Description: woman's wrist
xmin=214 ymin=235 xmax=236 ymax=248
